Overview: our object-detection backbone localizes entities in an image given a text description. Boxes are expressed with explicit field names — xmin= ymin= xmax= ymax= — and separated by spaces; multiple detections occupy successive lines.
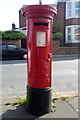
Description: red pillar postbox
xmin=22 ymin=5 xmax=57 ymax=116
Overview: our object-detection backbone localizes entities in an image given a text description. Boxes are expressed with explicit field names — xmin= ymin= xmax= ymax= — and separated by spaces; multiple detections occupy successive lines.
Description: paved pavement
xmin=0 ymin=95 xmax=79 ymax=119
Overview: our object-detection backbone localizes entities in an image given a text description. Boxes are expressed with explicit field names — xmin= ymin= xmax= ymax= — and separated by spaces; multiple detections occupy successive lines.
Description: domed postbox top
xmin=21 ymin=5 xmax=57 ymax=19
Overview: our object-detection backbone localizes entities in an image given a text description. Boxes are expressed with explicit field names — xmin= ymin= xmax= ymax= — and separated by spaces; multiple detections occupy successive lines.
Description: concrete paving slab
xmin=66 ymin=97 xmax=79 ymax=112
xmin=39 ymin=99 xmax=78 ymax=118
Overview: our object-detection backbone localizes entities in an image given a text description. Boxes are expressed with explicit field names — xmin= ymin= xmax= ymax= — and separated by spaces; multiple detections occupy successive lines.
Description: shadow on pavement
xmin=1 ymin=104 xmax=38 ymax=120
xmin=2 ymin=60 xmax=27 ymax=65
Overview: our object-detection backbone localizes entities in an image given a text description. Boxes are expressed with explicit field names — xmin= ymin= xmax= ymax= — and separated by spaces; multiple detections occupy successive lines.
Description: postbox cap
xmin=21 ymin=5 xmax=57 ymax=19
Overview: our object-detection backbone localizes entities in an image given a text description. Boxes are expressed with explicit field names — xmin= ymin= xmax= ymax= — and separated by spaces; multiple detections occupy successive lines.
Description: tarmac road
xmin=0 ymin=55 xmax=79 ymax=98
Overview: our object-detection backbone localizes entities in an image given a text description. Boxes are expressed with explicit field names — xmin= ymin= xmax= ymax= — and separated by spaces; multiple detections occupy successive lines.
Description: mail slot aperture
xmin=34 ymin=22 xmax=48 ymax=27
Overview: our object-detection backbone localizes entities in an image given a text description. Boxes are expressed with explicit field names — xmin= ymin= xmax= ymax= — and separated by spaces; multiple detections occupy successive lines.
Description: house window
xmin=75 ymin=2 xmax=80 ymax=17
xmin=67 ymin=2 xmax=72 ymax=18
xmin=67 ymin=28 xmax=72 ymax=41
xmin=74 ymin=27 xmax=80 ymax=41
xmin=66 ymin=0 xmax=80 ymax=19
xmin=66 ymin=25 xmax=80 ymax=43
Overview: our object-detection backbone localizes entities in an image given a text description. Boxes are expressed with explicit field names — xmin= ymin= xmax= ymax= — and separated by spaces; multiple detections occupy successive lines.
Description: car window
xmin=7 ymin=45 xmax=18 ymax=50
xmin=0 ymin=44 xmax=6 ymax=50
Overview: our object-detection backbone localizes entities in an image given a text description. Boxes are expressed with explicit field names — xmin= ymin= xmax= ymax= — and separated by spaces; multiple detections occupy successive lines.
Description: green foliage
xmin=52 ymin=21 xmax=58 ymax=34
xmin=61 ymin=96 xmax=69 ymax=101
xmin=17 ymin=97 xmax=27 ymax=106
xmin=2 ymin=30 xmax=26 ymax=40
xmin=52 ymin=21 xmax=62 ymax=40
xmin=0 ymin=31 xmax=3 ymax=34
xmin=52 ymin=32 xmax=62 ymax=40
xmin=0 ymin=31 xmax=4 ymax=39
xmin=5 ymin=97 xmax=27 ymax=106
xmin=52 ymin=102 xmax=56 ymax=108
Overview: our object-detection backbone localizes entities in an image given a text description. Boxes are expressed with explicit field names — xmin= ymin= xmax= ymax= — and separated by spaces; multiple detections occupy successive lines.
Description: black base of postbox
xmin=26 ymin=86 xmax=52 ymax=116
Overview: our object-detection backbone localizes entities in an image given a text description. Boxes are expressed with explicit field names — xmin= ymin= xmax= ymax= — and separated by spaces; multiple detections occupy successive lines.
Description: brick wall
xmin=65 ymin=18 xmax=80 ymax=26
xmin=0 ymin=39 xmax=21 ymax=47
xmin=52 ymin=40 xmax=79 ymax=55
xmin=56 ymin=2 xmax=66 ymax=46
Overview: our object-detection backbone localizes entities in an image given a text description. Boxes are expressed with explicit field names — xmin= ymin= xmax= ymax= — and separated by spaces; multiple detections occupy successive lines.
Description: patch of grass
xmin=5 ymin=97 xmax=27 ymax=106
xmin=17 ymin=97 xmax=27 ymax=106
xmin=5 ymin=101 xmax=19 ymax=105
xmin=60 ymin=96 xmax=69 ymax=100
xmin=52 ymin=94 xmax=69 ymax=109
xmin=52 ymin=92 xmax=69 ymax=101
xmin=53 ymin=96 xmax=60 ymax=101
xmin=52 ymin=95 xmax=60 ymax=102
xmin=5 ymin=103 xmax=11 ymax=105
xmin=52 ymin=102 xmax=56 ymax=108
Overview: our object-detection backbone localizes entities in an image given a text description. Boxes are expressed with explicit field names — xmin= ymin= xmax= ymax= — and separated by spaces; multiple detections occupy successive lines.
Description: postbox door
xmin=33 ymin=28 xmax=52 ymax=88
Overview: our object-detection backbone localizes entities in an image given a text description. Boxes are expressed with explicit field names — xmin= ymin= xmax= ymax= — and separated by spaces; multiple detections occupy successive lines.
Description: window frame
xmin=66 ymin=2 xmax=72 ymax=19
xmin=74 ymin=26 xmax=80 ymax=41
xmin=67 ymin=27 xmax=72 ymax=42
xmin=66 ymin=0 xmax=80 ymax=19
xmin=65 ymin=25 xmax=80 ymax=43
xmin=75 ymin=1 xmax=80 ymax=17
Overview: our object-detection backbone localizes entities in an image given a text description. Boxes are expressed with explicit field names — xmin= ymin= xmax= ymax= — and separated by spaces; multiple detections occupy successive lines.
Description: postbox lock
xmin=48 ymin=53 xmax=52 ymax=61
